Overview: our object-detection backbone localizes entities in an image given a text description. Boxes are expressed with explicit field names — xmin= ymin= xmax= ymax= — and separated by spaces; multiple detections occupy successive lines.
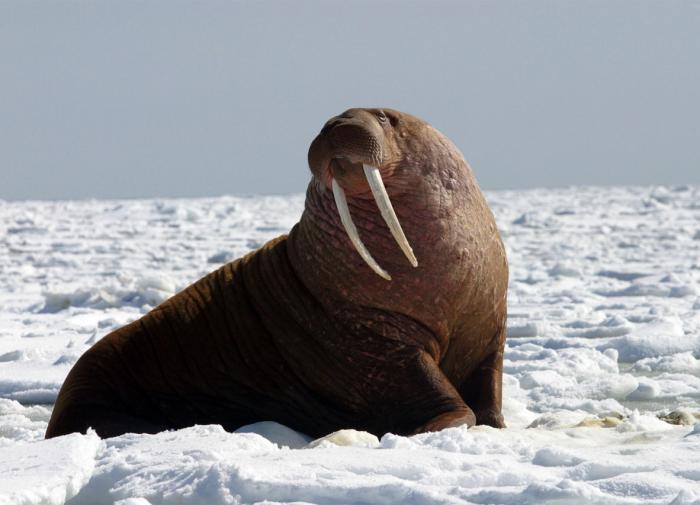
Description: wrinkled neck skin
xmin=288 ymin=124 xmax=503 ymax=354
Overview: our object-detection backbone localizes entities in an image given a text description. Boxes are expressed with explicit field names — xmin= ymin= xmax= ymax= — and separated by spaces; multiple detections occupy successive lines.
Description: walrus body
xmin=46 ymin=108 xmax=508 ymax=439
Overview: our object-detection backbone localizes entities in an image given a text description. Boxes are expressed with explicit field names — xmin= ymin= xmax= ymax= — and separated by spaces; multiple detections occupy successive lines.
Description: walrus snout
xmin=308 ymin=108 xmax=418 ymax=281
xmin=309 ymin=111 xmax=385 ymax=184
xmin=327 ymin=122 xmax=384 ymax=167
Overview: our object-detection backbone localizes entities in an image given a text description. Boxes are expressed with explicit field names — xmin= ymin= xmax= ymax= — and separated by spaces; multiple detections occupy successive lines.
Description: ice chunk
xmin=307 ymin=429 xmax=379 ymax=449
xmin=0 ymin=431 xmax=101 ymax=504
xmin=236 ymin=421 xmax=312 ymax=449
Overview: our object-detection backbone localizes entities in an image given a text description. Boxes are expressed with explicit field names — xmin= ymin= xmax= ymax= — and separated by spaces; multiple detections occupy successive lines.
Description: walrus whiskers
xmin=362 ymin=164 xmax=418 ymax=268
xmin=331 ymin=177 xmax=392 ymax=280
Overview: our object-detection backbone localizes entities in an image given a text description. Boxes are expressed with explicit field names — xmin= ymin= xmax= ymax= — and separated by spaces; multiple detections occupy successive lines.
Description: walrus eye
xmin=377 ymin=111 xmax=387 ymax=123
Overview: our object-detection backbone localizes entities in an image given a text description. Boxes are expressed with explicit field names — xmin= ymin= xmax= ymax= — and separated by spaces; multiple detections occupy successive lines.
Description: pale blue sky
xmin=1 ymin=0 xmax=699 ymax=201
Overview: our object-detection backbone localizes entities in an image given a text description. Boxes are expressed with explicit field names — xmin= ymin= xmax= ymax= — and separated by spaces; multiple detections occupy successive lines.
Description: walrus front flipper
xmin=387 ymin=350 xmax=477 ymax=435
xmin=458 ymin=326 xmax=507 ymax=429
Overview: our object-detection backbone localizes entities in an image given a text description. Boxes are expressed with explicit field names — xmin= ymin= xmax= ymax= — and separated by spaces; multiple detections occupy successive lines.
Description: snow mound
xmin=41 ymin=276 xmax=176 ymax=313
xmin=0 ymin=431 xmax=101 ymax=505
xmin=598 ymin=317 xmax=698 ymax=362
xmin=59 ymin=423 xmax=700 ymax=505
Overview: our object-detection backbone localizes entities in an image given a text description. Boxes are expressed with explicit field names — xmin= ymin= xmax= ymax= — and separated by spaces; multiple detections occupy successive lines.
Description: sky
xmin=1 ymin=0 xmax=699 ymax=201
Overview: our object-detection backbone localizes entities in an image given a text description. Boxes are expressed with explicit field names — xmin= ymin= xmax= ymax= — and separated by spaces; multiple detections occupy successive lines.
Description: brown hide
xmin=46 ymin=108 xmax=508 ymax=439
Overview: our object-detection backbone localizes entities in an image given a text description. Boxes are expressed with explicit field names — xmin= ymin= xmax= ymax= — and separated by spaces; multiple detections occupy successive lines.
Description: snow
xmin=1 ymin=185 xmax=700 ymax=504
xmin=0 ymin=429 xmax=101 ymax=505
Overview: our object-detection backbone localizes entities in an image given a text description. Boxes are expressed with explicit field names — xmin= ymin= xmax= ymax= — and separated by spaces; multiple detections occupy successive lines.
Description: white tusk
xmin=362 ymin=164 xmax=418 ymax=268
xmin=331 ymin=178 xmax=392 ymax=280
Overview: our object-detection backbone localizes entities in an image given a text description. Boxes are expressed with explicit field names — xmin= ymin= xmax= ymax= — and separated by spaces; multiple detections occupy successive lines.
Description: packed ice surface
xmin=1 ymin=186 xmax=699 ymax=504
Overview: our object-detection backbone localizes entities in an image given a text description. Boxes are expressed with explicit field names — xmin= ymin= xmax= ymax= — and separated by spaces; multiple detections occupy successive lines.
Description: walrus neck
xmin=287 ymin=161 xmax=489 ymax=343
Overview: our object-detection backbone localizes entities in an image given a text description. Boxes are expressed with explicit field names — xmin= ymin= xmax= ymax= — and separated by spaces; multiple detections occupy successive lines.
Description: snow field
xmin=1 ymin=186 xmax=699 ymax=504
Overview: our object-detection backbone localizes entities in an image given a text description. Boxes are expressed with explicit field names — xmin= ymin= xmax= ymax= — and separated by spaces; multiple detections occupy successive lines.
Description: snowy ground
xmin=1 ymin=185 xmax=699 ymax=505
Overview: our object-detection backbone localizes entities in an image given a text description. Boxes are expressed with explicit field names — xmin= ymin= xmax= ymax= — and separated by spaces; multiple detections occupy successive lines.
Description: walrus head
xmin=307 ymin=108 xmax=418 ymax=280
xmin=293 ymin=107 xmax=504 ymax=343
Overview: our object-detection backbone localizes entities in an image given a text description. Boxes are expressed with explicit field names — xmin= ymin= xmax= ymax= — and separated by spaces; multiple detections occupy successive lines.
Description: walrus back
xmin=46 ymin=237 xmax=294 ymax=438
xmin=46 ymin=234 xmax=362 ymax=439
xmin=45 ymin=318 xmax=170 ymax=438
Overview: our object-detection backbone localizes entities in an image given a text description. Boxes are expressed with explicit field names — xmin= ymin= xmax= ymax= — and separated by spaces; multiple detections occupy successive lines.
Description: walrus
xmin=45 ymin=108 xmax=508 ymax=439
